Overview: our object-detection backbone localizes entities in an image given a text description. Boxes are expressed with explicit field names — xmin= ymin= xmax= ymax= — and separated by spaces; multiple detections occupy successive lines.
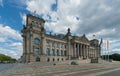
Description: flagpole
xmin=105 ymin=41 xmax=107 ymax=61
xmin=100 ymin=38 xmax=104 ymax=63
xmin=101 ymin=39 xmax=104 ymax=63
xmin=107 ymin=40 xmax=109 ymax=62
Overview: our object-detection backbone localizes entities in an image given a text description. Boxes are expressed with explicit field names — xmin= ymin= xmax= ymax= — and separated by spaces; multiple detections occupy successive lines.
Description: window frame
xmin=34 ymin=38 xmax=40 ymax=45
xmin=34 ymin=48 xmax=39 ymax=55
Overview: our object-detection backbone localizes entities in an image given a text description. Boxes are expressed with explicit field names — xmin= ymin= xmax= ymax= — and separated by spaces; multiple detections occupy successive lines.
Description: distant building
xmin=21 ymin=14 xmax=101 ymax=63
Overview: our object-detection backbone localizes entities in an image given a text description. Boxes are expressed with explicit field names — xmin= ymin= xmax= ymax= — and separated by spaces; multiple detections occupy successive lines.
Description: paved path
xmin=0 ymin=63 xmax=17 ymax=72
xmin=0 ymin=62 xmax=120 ymax=76
xmin=97 ymin=69 xmax=120 ymax=76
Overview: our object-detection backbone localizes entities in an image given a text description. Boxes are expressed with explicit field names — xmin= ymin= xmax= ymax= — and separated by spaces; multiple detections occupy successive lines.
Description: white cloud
xmin=20 ymin=13 xmax=26 ymax=25
xmin=0 ymin=37 xmax=6 ymax=42
xmin=0 ymin=24 xmax=22 ymax=41
xmin=10 ymin=42 xmax=22 ymax=47
xmin=0 ymin=24 xmax=22 ymax=59
xmin=0 ymin=47 xmax=22 ymax=59
xmin=26 ymin=0 xmax=55 ymax=15
xmin=25 ymin=0 xmax=81 ymax=33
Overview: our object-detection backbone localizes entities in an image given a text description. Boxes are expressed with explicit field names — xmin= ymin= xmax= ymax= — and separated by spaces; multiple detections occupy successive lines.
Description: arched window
xmin=46 ymin=48 xmax=50 ymax=56
xmin=34 ymin=48 xmax=39 ymax=55
xmin=52 ymin=49 xmax=55 ymax=56
xmin=53 ymin=58 xmax=55 ymax=62
xmin=61 ymin=50 xmax=62 ymax=56
xmin=57 ymin=58 xmax=59 ymax=61
xmin=62 ymin=58 xmax=63 ymax=61
xmin=34 ymin=38 xmax=40 ymax=45
xmin=47 ymin=58 xmax=50 ymax=62
xmin=31 ymin=21 xmax=35 ymax=25
xmin=38 ymin=23 xmax=42 ymax=27
xmin=36 ymin=57 xmax=40 ymax=62
xmin=56 ymin=49 xmax=59 ymax=56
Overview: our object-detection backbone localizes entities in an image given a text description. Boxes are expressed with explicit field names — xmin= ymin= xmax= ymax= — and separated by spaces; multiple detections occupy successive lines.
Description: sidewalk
xmin=0 ymin=62 xmax=120 ymax=76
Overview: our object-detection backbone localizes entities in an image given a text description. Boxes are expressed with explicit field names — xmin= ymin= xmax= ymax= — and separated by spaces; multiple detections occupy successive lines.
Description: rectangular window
xmin=52 ymin=49 xmax=55 ymax=56
xmin=46 ymin=48 xmax=50 ymax=56
xmin=52 ymin=42 xmax=54 ymax=47
xmin=34 ymin=48 xmax=39 ymax=55
xmin=64 ymin=51 xmax=67 ymax=56
xmin=57 ymin=43 xmax=59 ymax=48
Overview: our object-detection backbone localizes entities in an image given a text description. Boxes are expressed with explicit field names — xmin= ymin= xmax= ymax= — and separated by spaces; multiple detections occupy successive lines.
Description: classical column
xmin=23 ymin=36 xmax=26 ymax=63
xmin=88 ymin=46 xmax=90 ymax=58
xmin=73 ymin=44 xmax=74 ymax=57
xmin=85 ymin=45 xmax=87 ymax=58
xmin=94 ymin=48 xmax=96 ymax=58
xmin=74 ymin=43 xmax=76 ymax=57
xmin=76 ymin=43 xmax=77 ymax=57
xmin=97 ymin=47 xmax=100 ymax=58
xmin=91 ymin=47 xmax=93 ymax=57
xmin=86 ymin=45 xmax=88 ymax=58
xmin=93 ymin=48 xmax=95 ymax=58
xmin=98 ymin=47 xmax=100 ymax=58
xmin=23 ymin=36 xmax=26 ymax=54
xmin=77 ymin=44 xmax=79 ymax=58
xmin=75 ymin=44 xmax=77 ymax=57
xmin=95 ymin=48 xmax=96 ymax=58
xmin=83 ymin=44 xmax=85 ymax=58
xmin=97 ymin=47 xmax=98 ymax=58
xmin=50 ymin=41 xmax=52 ymax=56
xmin=85 ymin=45 xmax=88 ymax=58
xmin=89 ymin=48 xmax=91 ymax=58
xmin=92 ymin=48 xmax=93 ymax=58
xmin=41 ymin=34 xmax=46 ymax=55
xmin=89 ymin=48 xmax=90 ymax=58
xmin=93 ymin=48 xmax=94 ymax=58
xmin=80 ymin=44 xmax=82 ymax=57
xmin=82 ymin=44 xmax=84 ymax=58
xmin=90 ymin=48 xmax=92 ymax=58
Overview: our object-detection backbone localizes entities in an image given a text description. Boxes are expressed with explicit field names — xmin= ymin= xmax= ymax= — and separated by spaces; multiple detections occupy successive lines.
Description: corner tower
xmin=21 ymin=14 xmax=45 ymax=63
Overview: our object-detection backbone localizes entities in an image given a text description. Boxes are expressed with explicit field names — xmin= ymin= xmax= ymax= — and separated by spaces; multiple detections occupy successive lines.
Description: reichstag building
xmin=21 ymin=14 xmax=101 ymax=63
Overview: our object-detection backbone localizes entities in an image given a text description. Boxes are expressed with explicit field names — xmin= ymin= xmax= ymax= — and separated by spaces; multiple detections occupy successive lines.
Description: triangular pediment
xmin=80 ymin=34 xmax=89 ymax=43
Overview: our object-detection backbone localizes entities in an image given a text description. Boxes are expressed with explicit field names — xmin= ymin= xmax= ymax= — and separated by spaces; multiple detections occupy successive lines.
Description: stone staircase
xmin=56 ymin=58 xmax=91 ymax=65
xmin=28 ymin=58 xmax=91 ymax=66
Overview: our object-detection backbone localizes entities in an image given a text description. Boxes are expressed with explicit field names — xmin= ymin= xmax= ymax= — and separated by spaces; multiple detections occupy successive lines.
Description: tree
xmin=102 ymin=53 xmax=120 ymax=61
xmin=0 ymin=53 xmax=16 ymax=63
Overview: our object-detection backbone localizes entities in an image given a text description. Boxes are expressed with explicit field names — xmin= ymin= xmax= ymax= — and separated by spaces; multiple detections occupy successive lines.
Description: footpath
xmin=0 ymin=61 xmax=120 ymax=76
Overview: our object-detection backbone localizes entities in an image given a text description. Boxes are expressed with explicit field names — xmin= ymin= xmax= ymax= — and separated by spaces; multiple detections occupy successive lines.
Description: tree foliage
xmin=102 ymin=53 xmax=120 ymax=61
xmin=0 ymin=53 xmax=16 ymax=62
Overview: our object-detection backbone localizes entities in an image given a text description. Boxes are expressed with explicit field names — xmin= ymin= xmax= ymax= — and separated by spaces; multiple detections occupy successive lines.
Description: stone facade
xmin=21 ymin=14 xmax=101 ymax=63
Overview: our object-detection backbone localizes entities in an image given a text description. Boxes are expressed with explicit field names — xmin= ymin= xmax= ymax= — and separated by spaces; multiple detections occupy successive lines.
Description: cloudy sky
xmin=0 ymin=0 xmax=120 ymax=59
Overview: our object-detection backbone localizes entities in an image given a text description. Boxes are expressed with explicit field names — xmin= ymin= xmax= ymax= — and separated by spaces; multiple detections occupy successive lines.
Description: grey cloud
xmin=75 ymin=0 xmax=120 ymax=40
